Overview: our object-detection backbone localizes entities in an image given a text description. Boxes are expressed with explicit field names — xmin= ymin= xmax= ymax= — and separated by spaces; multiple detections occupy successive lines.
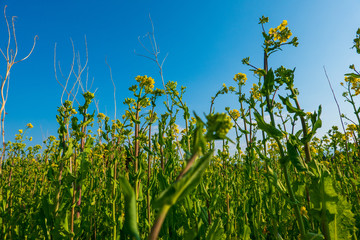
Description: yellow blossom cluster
xmin=347 ymin=124 xmax=358 ymax=132
xmin=268 ymin=20 xmax=292 ymax=43
xmin=274 ymin=102 xmax=283 ymax=110
xmin=222 ymin=83 xmax=229 ymax=93
xmin=173 ymin=124 xmax=180 ymax=135
xmin=139 ymin=97 xmax=151 ymax=108
xmin=97 ymin=113 xmax=106 ymax=119
xmin=190 ymin=117 xmax=196 ymax=125
xmin=300 ymin=206 xmax=308 ymax=217
xmin=233 ymin=73 xmax=247 ymax=85
xmin=250 ymin=83 xmax=261 ymax=100
xmin=27 ymin=123 xmax=33 ymax=129
xmin=254 ymin=69 xmax=264 ymax=77
xmin=229 ymin=109 xmax=240 ymax=120
xmin=49 ymin=136 xmax=56 ymax=142
xmin=344 ymin=76 xmax=360 ymax=95
xmin=135 ymin=75 xmax=155 ymax=91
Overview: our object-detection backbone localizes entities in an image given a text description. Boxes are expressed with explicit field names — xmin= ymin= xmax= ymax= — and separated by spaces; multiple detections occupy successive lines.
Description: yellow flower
xmin=268 ymin=28 xmax=276 ymax=35
xmin=347 ymin=124 xmax=357 ymax=132
xmin=233 ymin=73 xmax=247 ymax=85
xmin=97 ymin=113 xmax=106 ymax=119
xmin=250 ymin=83 xmax=261 ymax=100
xmin=174 ymin=124 xmax=180 ymax=134
xmin=27 ymin=123 xmax=33 ymax=129
xmin=19 ymin=129 xmax=23 ymax=134
xmin=71 ymin=109 xmax=78 ymax=115
xmin=281 ymin=20 xmax=288 ymax=26
xmin=254 ymin=68 xmax=264 ymax=77
xmin=300 ymin=206 xmax=308 ymax=216
xmin=344 ymin=75 xmax=360 ymax=96
xmin=29 ymin=137 xmax=32 ymax=141
xmin=229 ymin=109 xmax=240 ymax=120
xmin=135 ymin=75 xmax=155 ymax=92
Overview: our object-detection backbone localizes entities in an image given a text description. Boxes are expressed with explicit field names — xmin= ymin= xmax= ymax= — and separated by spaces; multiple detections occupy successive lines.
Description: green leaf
xmin=254 ymin=112 xmax=283 ymax=138
xmin=119 ymin=176 xmax=140 ymax=240
xmin=304 ymin=232 xmax=324 ymax=240
xmin=286 ymin=136 xmax=307 ymax=172
xmin=266 ymin=165 xmax=287 ymax=194
xmin=328 ymin=195 xmax=356 ymax=240
xmin=261 ymin=68 xmax=275 ymax=96
xmin=205 ymin=218 xmax=226 ymax=240
xmin=279 ymin=95 xmax=306 ymax=116
xmin=242 ymin=224 xmax=251 ymax=240
xmin=309 ymin=169 xmax=356 ymax=240
xmin=63 ymin=140 xmax=74 ymax=159
xmin=153 ymin=150 xmax=214 ymax=208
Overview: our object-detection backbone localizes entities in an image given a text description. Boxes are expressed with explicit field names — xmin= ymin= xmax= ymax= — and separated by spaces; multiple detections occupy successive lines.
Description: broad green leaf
xmin=304 ymin=232 xmax=324 ymax=240
xmin=242 ymin=224 xmax=251 ymax=240
xmin=266 ymin=166 xmax=287 ymax=194
xmin=279 ymin=95 xmax=306 ymax=116
xmin=153 ymin=150 xmax=214 ymax=208
xmin=254 ymin=112 xmax=283 ymax=138
xmin=119 ymin=176 xmax=140 ymax=240
xmin=309 ymin=169 xmax=356 ymax=240
xmin=286 ymin=136 xmax=307 ymax=172
xmin=261 ymin=68 xmax=275 ymax=96
xmin=205 ymin=218 xmax=226 ymax=240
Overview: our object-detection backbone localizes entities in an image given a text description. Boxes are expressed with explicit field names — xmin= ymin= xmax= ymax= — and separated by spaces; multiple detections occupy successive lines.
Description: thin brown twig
xmin=323 ymin=66 xmax=351 ymax=163
xmin=105 ymin=57 xmax=117 ymax=120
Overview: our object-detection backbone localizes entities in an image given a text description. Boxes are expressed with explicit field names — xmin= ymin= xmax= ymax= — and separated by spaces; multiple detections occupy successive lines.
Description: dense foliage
xmin=1 ymin=17 xmax=360 ymax=240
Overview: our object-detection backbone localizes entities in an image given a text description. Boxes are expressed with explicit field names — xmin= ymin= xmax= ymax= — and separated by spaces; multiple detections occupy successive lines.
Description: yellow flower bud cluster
xmin=97 ymin=113 xmax=106 ymax=119
xmin=206 ymin=113 xmax=233 ymax=139
xmin=268 ymin=20 xmax=292 ymax=44
xmin=346 ymin=124 xmax=357 ymax=132
xmin=229 ymin=109 xmax=240 ymax=120
xmin=250 ymin=83 xmax=261 ymax=100
xmin=71 ymin=109 xmax=78 ymax=115
xmin=344 ymin=76 xmax=360 ymax=95
xmin=139 ymin=97 xmax=151 ymax=108
xmin=233 ymin=73 xmax=247 ymax=85
xmin=27 ymin=123 xmax=33 ymax=129
xmin=274 ymin=102 xmax=283 ymax=110
xmin=229 ymin=86 xmax=236 ymax=92
xmin=254 ymin=68 xmax=264 ymax=77
xmin=300 ymin=206 xmax=308 ymax=217
xmin=173 ymin=124 xmax=180 ymax=134
xmin=135 ymin=75 xmax=155 ymax=92
xmin=190 ymin=117 xmax=196 ymax=125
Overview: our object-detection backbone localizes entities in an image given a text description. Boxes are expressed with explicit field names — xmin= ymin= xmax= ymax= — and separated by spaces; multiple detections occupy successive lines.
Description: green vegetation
xmin=1 ymin=16 xmax=360 ymax=239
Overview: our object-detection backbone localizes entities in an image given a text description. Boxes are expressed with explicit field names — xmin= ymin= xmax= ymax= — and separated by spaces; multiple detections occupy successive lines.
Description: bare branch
xmin=105 ymin=57 xmax=117 ymax=120
xmin=134 ymin=49 xmax=157 ymax=63
xmin=14 ymin=35 xmax=38 ymax=64
xmin=324 ymin=66 xmax=351 ymax=162
xmin=4 ymin=5 xmax=11 ymax=61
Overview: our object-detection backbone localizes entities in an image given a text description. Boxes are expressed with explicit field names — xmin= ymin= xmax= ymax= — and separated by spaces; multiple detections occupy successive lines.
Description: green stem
xmin=148 ymin=205 xmax=171 ymax=240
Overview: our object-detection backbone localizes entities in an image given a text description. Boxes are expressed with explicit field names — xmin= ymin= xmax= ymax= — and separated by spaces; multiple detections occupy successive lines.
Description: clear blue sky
xmin=1 ymin=0 xmax=360 ymax=145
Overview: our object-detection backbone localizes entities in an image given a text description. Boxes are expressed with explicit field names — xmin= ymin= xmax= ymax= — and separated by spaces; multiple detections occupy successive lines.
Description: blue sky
xmin=1 ymin=0 xmax=360 ymax=145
